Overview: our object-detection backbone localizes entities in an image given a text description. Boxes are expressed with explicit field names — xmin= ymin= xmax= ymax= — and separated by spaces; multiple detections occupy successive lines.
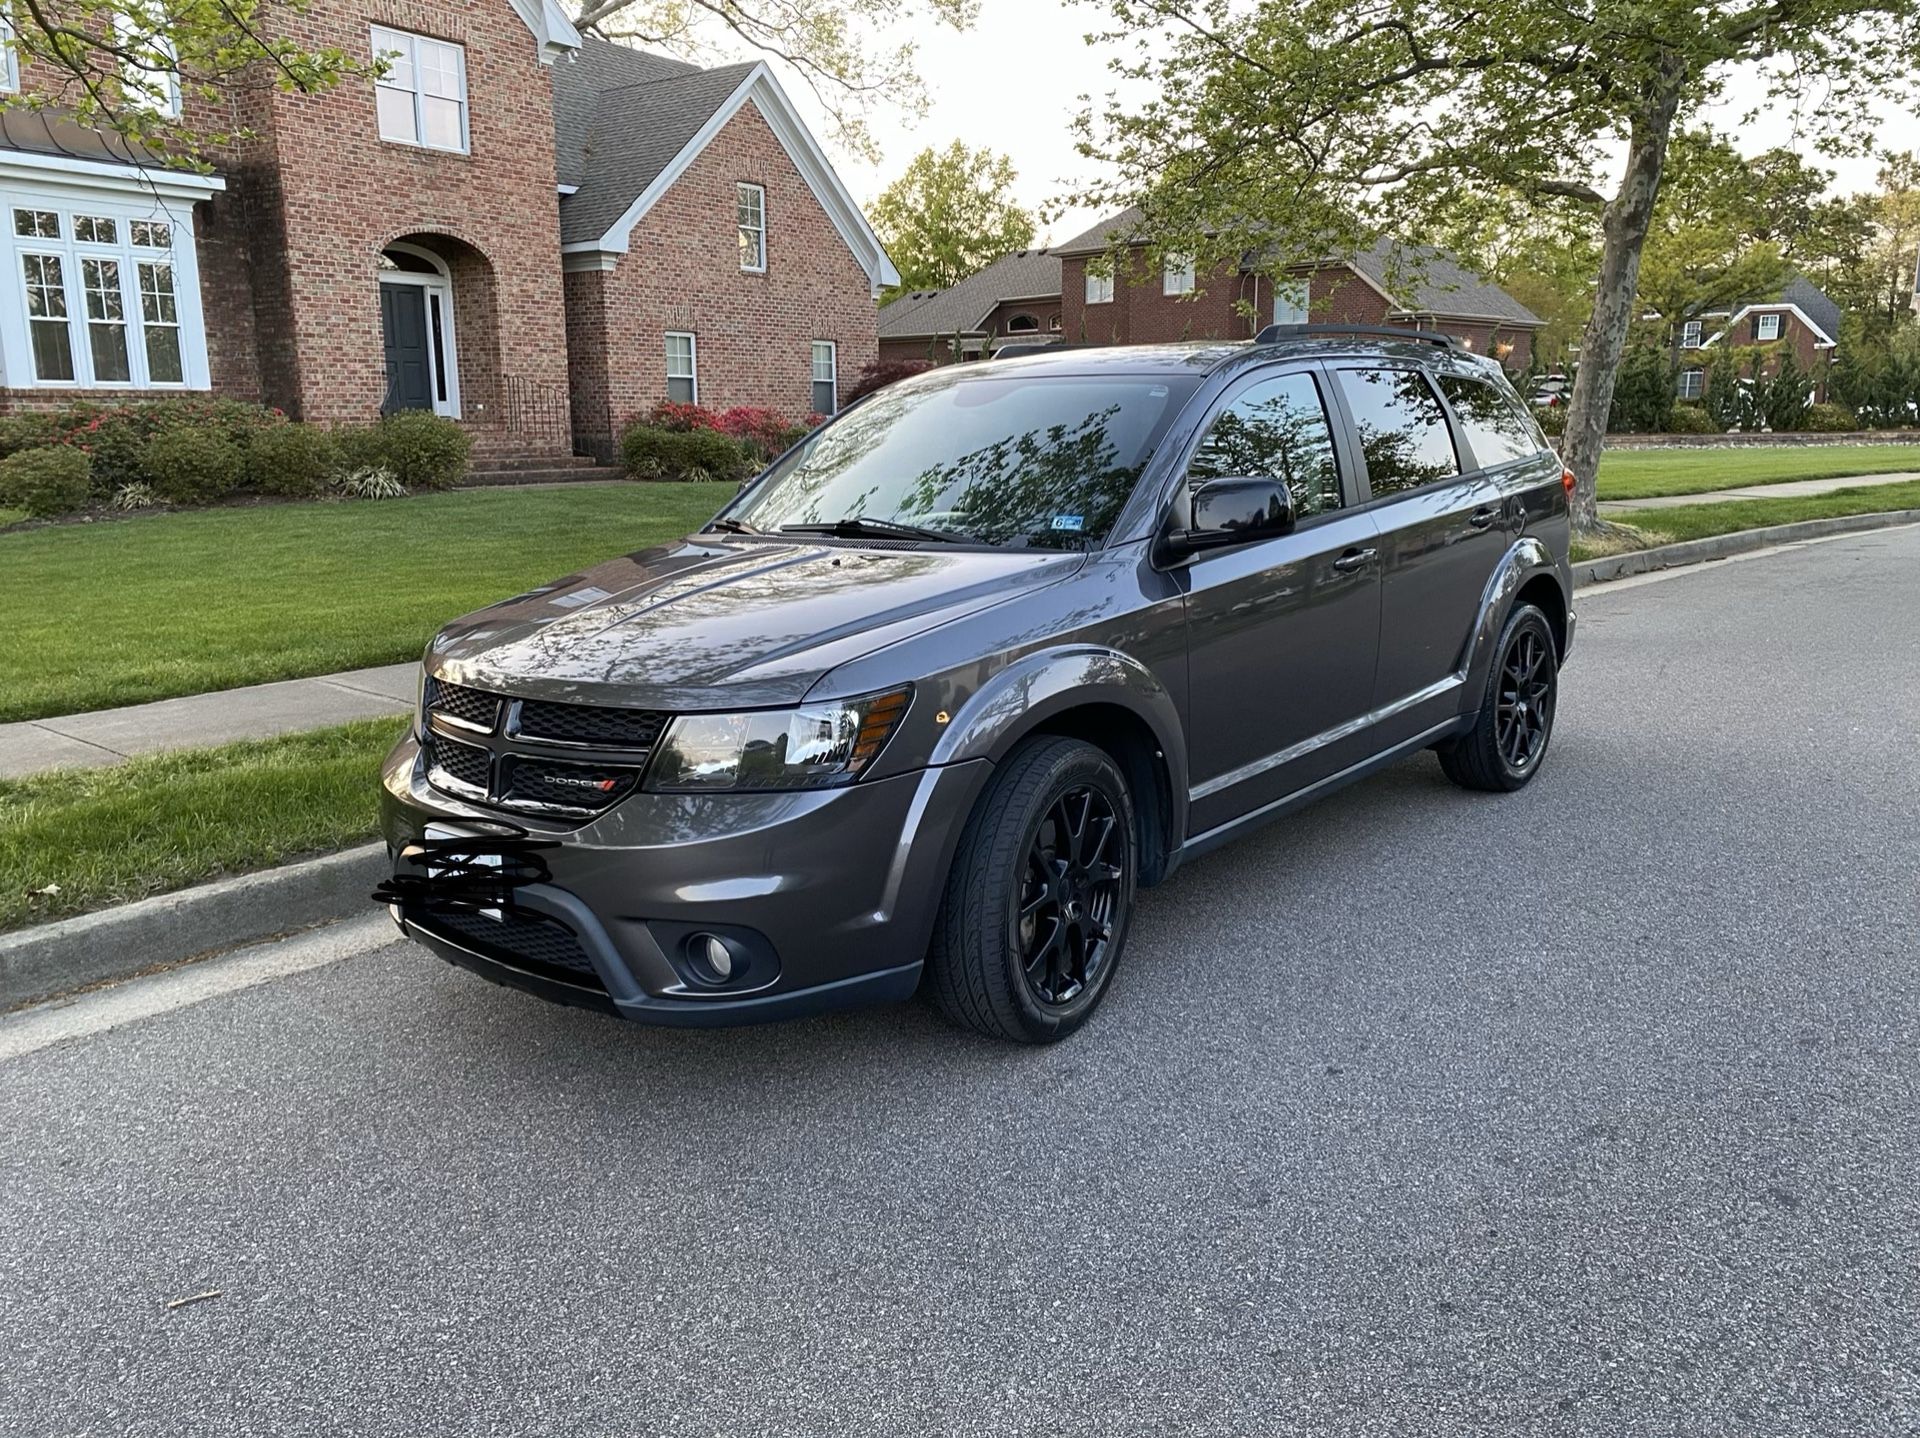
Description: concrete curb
xmin=0 ymin=842 xmax=387 ymax=1011
xmin=1574 ymin=509 xmax=1920 ymax=587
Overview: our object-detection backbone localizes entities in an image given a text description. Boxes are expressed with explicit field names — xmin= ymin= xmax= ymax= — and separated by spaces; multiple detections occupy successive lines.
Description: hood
xmin=428 ymin=537 xmax=1084 ymax=710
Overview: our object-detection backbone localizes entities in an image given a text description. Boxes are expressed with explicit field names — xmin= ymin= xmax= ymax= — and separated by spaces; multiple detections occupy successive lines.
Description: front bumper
xmin=379 ymin=735 xmax=991 ymax=1026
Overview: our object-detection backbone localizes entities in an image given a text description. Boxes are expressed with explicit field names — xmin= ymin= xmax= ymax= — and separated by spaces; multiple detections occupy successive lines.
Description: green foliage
xmin=1666 ymin=404 xmax=1720 ymax=434
xmin=872 ymin=142 xmax=1037 ymax=297
xmin=336 ymin=466 xmax=408 ymax=500
xmin=1829 ymin=325 xmax=1920 ymax=427
xmin=1634 ymin=129 xmax=1792 ymax=338
xmin=1803 ymin=402 xmax=1859 ymax=432
xmin=248 ymin=423 xmax=343 ymax=498
xmin=1536 ymin=404 xmax=1567 ymax=438
xmin=1703 ymin=345 xmax=1743 ymax=431
xmin=620 ymin=424 xmax=754 ymax=483
xmin=0 ymin=398 xmax=284 ymax=495
xmin=338 ymin=412 xmax=471 ymax=491
xmin=1606 ymin=348 xmax=1675 ymax=434
xmin=1757 ymin=350 xmax=1814 ymax=432
xmin=146 ymin=427 xmax=245 ymax=506
xmin=112 ymin=482 xmax=159 ymax=511
xmin=0 ymin=446 xmax=92 ymax=518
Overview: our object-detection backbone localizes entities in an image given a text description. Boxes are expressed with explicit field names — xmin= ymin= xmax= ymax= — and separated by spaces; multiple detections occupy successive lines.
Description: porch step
xmin=459 ymin=465 xmax=628 ymax=488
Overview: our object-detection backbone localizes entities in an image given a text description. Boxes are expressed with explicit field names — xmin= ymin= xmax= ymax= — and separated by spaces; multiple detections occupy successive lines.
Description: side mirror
xmin=1165 ymin=477 xmax=1295 ymax=557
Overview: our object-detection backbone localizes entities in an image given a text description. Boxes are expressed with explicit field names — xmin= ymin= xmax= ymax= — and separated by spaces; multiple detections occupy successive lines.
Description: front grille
xmin=515 ymin=697 xmax=666 ymax=750
xmin=426 ymin=678 xmax=501 ymax=732
xmin=426 ymin=734 xmax=491 ymax=794
xmin=501 ymin=755 xmax=641 ymax=813
xmin=412 ymin=905 xmax=604 ymax=990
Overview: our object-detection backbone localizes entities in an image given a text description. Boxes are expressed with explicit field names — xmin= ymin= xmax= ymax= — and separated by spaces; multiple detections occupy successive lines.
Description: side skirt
xmin=1169 ymin=716 xmax=1473 ymax=871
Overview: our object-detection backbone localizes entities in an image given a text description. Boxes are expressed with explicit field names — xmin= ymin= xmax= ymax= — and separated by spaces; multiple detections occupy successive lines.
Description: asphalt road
xmin=6 ymin=527 xmax=1919 ymax=1437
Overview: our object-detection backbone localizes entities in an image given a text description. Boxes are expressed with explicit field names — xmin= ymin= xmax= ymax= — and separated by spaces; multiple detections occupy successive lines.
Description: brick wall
xmin=568 ymin=98 xmax=879 ymax=458
xmin=1059 ymin=253 xmax=1254 ymax=347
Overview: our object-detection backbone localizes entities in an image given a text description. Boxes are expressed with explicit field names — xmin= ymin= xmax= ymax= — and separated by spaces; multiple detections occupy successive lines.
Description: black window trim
xmin=1324 ymin=361 xmax=1470 ymax=508
xmin=1432 ymin=369 xmax=1550 ymax=478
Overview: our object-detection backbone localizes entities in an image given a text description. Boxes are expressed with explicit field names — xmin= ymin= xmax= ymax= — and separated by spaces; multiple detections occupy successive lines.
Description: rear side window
xmin=1188 ymin=371 xmax=1342 ymax=519
xmin=1336 ymin=368 xmax=1459 ymax=496
xmin=1438 ymin=374 xmax=1545 ymax=468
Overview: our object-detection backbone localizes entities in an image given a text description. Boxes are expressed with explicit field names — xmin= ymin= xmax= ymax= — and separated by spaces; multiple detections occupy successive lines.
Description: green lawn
xmin=0 ymin=485 xmax=723 ymax=724
xmin=0 ymin=717 xmax=402 ymax=932
xmin=1596 ymin=444 xmax=1920 ymax=502
xmin=1595 ymin=478 xmax=1920 ymax=551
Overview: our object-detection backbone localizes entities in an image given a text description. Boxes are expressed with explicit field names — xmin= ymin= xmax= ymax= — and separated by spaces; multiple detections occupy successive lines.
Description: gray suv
xmin=378 ymin=327 xmax=1574 ymax=1043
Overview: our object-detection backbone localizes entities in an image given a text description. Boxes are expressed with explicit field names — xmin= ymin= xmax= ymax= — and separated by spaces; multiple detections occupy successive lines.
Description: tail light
xmin=1561 ymin=467 xmax=1576 ymax=497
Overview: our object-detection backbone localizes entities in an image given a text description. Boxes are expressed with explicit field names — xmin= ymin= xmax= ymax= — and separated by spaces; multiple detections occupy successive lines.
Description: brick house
xmin=878 ymin=249 xmax=1063 ymax=365
xmin=1052 ymin=208 xmax=1543 ymax=368
xmin=0 ymin=4 xmax=892 ymax=464
xmin=1674 ymin=276 xmax=1841 ymax=404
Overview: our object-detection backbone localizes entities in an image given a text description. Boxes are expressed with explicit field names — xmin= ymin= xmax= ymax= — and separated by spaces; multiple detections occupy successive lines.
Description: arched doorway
xmin=377 ymin=241 xmax=461 ymax=416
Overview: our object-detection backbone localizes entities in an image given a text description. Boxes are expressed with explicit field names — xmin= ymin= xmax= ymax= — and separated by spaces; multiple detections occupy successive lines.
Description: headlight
xmin=644 ymin=687 xmax=912 ymax=792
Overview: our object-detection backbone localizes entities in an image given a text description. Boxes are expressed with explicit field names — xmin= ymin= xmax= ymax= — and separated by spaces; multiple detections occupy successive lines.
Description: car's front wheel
xmin=927 ymin=736 xmax=1137 ymax=1043
xmin=1439 ymin=600 xmax=1559 ymax=792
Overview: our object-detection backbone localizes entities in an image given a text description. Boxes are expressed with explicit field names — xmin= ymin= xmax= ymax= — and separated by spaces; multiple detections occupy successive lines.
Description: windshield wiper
xmin=707 ymin=517 xmax=762 ymax=535
xmin=779 ymin=517 xmax=974 ymax=545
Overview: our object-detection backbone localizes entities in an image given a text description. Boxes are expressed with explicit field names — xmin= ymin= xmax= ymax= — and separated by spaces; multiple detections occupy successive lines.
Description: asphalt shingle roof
xmin=877 ymin=249 xmax=1063 ymax=337
xmin=554 ymin=39 xmax=756 ymax=246
xmin=1778 ymin=275 xmax=1842 ymax=342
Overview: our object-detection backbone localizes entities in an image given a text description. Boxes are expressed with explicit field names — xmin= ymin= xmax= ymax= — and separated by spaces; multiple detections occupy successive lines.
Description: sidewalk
xmin=0 ymin=664 xmax=415 ymax=780
xmin=1597 ymin=469 xmax=1918 ymax=513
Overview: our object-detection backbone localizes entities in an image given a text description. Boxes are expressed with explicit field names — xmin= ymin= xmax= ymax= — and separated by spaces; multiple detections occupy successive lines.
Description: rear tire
xmin=1439 ymin=601 xmax=1559 ymax=793
xmin=927 ymin=736 xmax=1137 ymax=1043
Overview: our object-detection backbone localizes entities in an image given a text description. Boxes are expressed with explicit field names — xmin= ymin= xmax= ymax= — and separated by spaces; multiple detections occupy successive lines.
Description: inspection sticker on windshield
xmin=1051 ymin=515 xmax=1085 ymax=532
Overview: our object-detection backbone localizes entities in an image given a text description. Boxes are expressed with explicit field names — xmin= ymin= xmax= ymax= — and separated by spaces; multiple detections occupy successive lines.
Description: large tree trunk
xmin=1562 ymin=71 xmax=1687 ymax=535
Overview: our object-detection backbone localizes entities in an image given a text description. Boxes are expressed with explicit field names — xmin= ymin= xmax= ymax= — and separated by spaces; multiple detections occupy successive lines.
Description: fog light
xmin=688 ymin=932 xmax=734 ymax=983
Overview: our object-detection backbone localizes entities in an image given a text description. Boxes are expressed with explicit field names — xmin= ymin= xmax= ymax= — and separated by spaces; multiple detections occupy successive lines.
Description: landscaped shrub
xmin=1703 ymin=345 xmax=1742 ymax=431
xmin=1666 ymin=403 xmax=1719 ymax=434
xmin=648 ymin=401 xmax=721 ymax=432
xmin=248 ymin=422 xmax=343 ymax=497
xmin=620 ymin=423 xmax=754 ymax=482
xmin=335 ymin=465 xmax=407 ymax=500
xmin=0 ymin=445 xmax=92 ymax=517
xmin=1536 ymin=403 xmax=1567 ymax=437
xmin=1802 ymin=401 xmax=1858 ymax=432
xmin=338 ymin=411 xmax=471 ymax=491
xmin=112 ymin=482 xmax=158 ymax=510
xmin=1606 ymin=346 xmax=1675 ymax=433
xmin=846 ymin=358 xmax=935 ymax=403
xmin=0 ymin=412 xmax=64 ymax=461
xmin=146 ymin=426 xmax=245 ymax=506
xmin=713 ymin=406 xmax=809 ymax=461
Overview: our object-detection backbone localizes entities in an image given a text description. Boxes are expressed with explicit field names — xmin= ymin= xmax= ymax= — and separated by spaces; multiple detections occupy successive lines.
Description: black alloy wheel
xmin=1438 ymin=601 xmax=1559 ymax=793
xmin=1016 ymin=786 xmax=1125 ymax=1007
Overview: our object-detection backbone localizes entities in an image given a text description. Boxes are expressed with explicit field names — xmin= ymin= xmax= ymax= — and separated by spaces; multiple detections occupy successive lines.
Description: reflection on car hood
xmin=428 ymin=536 xmax=1084 ymax=710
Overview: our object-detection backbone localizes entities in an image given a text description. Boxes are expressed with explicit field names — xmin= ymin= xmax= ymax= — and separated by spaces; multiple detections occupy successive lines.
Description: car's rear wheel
xmin=927 ymin=736 xmax=1136 ymax=1043
xmin=1438 ymin=601 xmax=1559 ymax=792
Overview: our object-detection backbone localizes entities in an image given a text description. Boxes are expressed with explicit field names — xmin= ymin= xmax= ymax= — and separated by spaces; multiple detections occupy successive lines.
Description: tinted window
xmin=1337 ymin=368 xmax=1459 ymax=496
xmin=1438 ymin=374 xmax=1545 ymax=468
xmin=1188 ymin=371 xmax=1341 ymax=519
xmin=733 ymin=372 xmax=1196 ymax=549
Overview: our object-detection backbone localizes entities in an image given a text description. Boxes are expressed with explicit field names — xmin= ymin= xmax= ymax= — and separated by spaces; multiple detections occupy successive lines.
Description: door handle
xmin=1468 ymin=506 xmax=1500 ymax=530
xmin=1331 ymin=547 xmax=1376 ymax=573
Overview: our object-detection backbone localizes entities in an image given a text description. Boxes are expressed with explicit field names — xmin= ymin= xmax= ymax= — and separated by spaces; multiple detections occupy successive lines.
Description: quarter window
xmin=372 ymin=26 xmax=468 ymax=153
xmin=1337 ymin=368 xmax=1460 ymax=496
xmin=1188 ymin=372 xmax=1342 ymax=520
xmin=1085 ymin=270 xmax=1114 ymax=305
xmin=810 ymin=340 xmax=837 ymax=415
xmin=665 ymin=332 xmax=697 ymax=404
xmin=738 ymin=184 xmax=766 ymax=272
xmin=1437 ymin=374 xmax=1543 ymax=469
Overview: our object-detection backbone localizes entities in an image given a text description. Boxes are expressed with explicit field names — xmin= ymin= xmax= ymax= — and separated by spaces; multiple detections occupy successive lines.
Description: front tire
xmin=927 ymin=736 xmax=1137 ymax=1043
xmin=1439 ymin=601 xmax=1559 ymax=792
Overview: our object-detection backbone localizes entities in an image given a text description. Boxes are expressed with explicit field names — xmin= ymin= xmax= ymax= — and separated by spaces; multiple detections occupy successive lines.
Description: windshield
xmin=728 ymin=371 xmax=1195 ymax=548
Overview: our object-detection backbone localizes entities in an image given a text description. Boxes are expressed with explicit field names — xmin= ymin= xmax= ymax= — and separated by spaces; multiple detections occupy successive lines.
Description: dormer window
xmin=372 ymin=27 xmax=469 ymax=153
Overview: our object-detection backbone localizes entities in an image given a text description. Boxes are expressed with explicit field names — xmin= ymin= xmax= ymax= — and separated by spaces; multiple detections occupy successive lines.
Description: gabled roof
xmin=1778 ymin=276 xmax=1842 ymax=344
xmin=506 ymin=0 xmax=583 ymax=64
xmin=1052 ymin=208 xmax=1540 ymax=327
xmin=878 ymin=249 xmax=1062 ymax=338
xmin=553 ymin=39 xmax=898 ymax=292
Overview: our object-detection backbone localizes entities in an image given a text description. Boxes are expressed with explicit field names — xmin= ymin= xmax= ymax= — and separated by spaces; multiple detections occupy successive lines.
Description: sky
xmin=753 ymin=0 xmax=1920 ymax=244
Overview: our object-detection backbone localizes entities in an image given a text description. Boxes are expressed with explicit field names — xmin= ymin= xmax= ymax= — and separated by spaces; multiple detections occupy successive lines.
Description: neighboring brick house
xmin=878 ymin=249 xmax=1063 ymax=366
xmin=0 ymin=6 xmax=892 ymax=464
xmin=1675 ymin=276 xmax=1841 ymax=404
xmin=1053 ymin=208 xmax=1543 ymax=368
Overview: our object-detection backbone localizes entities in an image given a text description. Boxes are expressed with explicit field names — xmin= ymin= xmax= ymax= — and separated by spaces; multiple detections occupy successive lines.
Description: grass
xmin=1578 ymin=478 xmax=1920 ymax=561
xmin=0 ymin=484 xmax=724 ymax=724
xmin=0 ymin=717 xmax=403 ymax=932
xmin=0 ymin=507 xmax=26 ymax=528
xmin=1596 ymin=444 xmax=1920 ymax=502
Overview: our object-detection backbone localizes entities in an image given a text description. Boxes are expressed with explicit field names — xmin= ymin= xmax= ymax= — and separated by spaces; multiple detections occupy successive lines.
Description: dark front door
xmin=380 ymin=284 xmax=434 ymax=414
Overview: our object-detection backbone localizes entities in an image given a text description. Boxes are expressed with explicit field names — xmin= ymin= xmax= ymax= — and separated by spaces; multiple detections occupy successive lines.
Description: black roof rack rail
xmin=1253 ymin=323 xmax=1459 ymax=349
xmin=992 ymin=341 xmax=1100 ymax=360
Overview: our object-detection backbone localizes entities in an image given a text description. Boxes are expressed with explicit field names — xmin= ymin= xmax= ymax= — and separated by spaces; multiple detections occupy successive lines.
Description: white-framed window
xmin=1677 ymin=368 xmax=1704 ymax=400
xmin=6 ymin=196 xmax=204 ymax=389
xmin=1755 ymin=312 xmax=1782 ymax=341
xmin=115 ymin=6 xmax=183 ymax=119
xmin=1163 ymin=256 xmax=1196 ymax=296
xmin=0 ymin=16 xmax=20 ymax=95
xmin=665 ymin=331 xmax=697 ymax=404
xmin=1085 ymin=269 xmax=1114 ymax=305
xmin=810 ymin=340 xmax=837 ymax=415
xmin=1680 ymin=319 xmax=1703 ymax=348
xmin=737 ymin=183 xmax=766 ymax=272
xmin=1047 ymin=314 xmax=1062 ymax=333
xmin=371 ymin=26 xmax=469 ymax=153
xmin=1273 ymin=277 xmax=1309 ymax=327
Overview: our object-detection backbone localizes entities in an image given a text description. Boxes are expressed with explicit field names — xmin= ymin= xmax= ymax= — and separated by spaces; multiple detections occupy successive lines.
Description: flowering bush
xmin=647 ymin=401 xmax=721 ymax=432
xmin=846 ymin=358 xmax=935 ymax=404
xmin=713 ymin=406 xmax=809 ymax=461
